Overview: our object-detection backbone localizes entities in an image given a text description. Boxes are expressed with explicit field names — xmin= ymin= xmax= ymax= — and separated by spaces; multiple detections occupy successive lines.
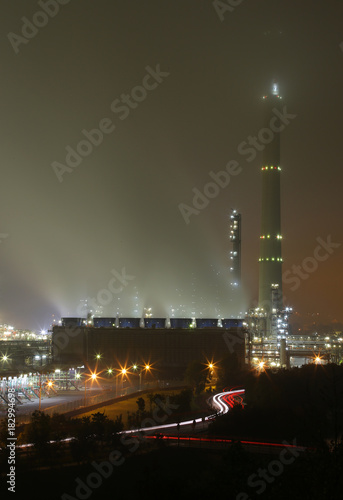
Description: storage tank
xmin=195 ymin=318 xmax=218 ymax=329
xmin=119 ymin=317 xmax=141 ymax=328
xmin=61 ymin=317 xmax=85 ymax=327
xmin=143 ymin=318 xmax=166 ymax=329
xmin=170 ymin=318 xmax=193 ymax=329
xmin=221 ymin=319 xmax=243 ymax=329
xmin=93 ymin=317 xmax=116 ymax=328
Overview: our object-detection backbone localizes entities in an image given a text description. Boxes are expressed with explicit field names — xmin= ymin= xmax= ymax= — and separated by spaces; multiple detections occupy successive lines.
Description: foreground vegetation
xmin=1 ymin=359 xmax=342 ymax=498
xmin=210 ymin=362 xmax=343 ymax=447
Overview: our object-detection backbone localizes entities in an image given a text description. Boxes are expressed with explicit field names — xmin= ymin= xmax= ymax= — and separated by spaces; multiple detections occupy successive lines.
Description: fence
xmin=12 ymin=379 xmax=186 ymax=424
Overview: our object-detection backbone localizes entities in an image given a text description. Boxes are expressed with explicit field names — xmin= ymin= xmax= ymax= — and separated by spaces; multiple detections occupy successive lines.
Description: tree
xmin=147 ymin=393 xmax=154 ymax=412
xmin=170 ymin=388 xmax=193 ymax=413
xmin=217 ymin=353 xmax=242 ymax=387
xmin=185 ymin=361 xmax=207 ymax=393
xmin=25 ymin=411 xmax=52 ymax=461
xmin=136 ymin=397 xmax=146 ymax=414
xmin=0 ymin=419 xmax=9 ymax=448
xmin=50 ymin=413 xmax=69 ymax=442
xmin=91 ymin=411 xmax=110 ymax=441
xmin=69 ymin=416 xmax=96 ymax=463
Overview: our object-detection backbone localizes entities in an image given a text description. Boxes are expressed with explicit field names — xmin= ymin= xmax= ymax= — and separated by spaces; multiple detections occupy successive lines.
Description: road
xmin=121 ymin=388 xmax=245 ymax=436
xmin=2 ymin=387 xmax=310 ymax=455
xmin=122 ymin=388 xmax=308 ymax=454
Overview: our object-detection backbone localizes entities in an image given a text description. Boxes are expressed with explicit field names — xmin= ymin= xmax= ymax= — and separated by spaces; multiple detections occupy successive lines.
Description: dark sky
xmin=0 ymin=0 xmax=342 ymax=331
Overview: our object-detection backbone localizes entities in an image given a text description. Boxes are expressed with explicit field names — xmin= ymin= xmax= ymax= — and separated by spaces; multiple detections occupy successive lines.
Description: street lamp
xmin=46 ymin=380 xmax=54 ymax=396
xmin=115 ymin=368 xmax=127 ymax=397
xmin=257 ymin=361 xmax=265 ymax=373
xmin=206 ymin=362 xmax=216 ymax=390
xmin=84 ymin=371 xmax=97 ymax=406
xmin=1 ymin=354 xmax=10 ymax=365
xmin=106 ymin=368 xmax=114 ymax=392
xmin=121 ymin=368 xmax=127 ymax=393
xmin=132 ymin=364 xmax=150 ymax=390
xmin=39 ymin=373 xmax=42 ymax=411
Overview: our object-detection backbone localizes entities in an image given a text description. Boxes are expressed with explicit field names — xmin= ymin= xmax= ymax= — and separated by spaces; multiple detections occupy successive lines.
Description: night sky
xmin=0 ymin=0 xmax=342 ymax=331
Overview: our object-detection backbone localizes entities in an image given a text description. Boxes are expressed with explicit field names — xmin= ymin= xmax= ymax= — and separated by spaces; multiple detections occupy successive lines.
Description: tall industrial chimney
xmin=258 ymin=81 xmax=283 ymax=318
xmin=229 ymin=209 xmax=241 ymax=288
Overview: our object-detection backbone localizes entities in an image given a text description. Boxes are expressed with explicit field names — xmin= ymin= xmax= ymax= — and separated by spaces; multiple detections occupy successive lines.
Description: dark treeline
xmin=210 ymin=362 xmax=343 ymax=447
xmin=0 ymin=389 xmax=196 ymax=470
xmin=0 ymin=410 xmax=124 ymax=470
xmin=127 ymin=388 xmax=194 ymax=428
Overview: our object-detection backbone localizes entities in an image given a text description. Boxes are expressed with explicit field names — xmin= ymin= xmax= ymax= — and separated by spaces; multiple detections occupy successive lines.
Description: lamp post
xmin=115 ymin=368 xmax=127 ymax=397
xmin=207 ymin=362 xmax=215 ymax=390
xmin=256 ymin=360 xmax=265 ymax=373
xmin=120 ymin=368 xmax=127 ymax=396
xmin=47 ymin=380 xmax=53 ymax=396
xmin=132 ymin=364 xmax=150 ymax=390
xmin=107 ymin=368 xmax=114 ymax=392
xmin=39 ymin=373 xmax=42 ymax=411
xmin=84 ymin=374 xmax=87 ymax=406
xmin=143 ymin=365 xmax=150 ymax=389
xmin=84 ymin=372 xmax=97 ymax=406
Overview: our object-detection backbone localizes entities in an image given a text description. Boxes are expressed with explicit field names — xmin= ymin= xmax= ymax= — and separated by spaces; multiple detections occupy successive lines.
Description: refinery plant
xmin=1 ymin=82 xmax=342 ymax=376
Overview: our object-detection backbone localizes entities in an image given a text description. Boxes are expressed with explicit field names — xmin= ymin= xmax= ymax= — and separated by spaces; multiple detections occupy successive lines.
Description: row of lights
xmin=258 ymin=257 xmax=283 ymax=262
xmin=253 ymin=353 xmax=324 ymax=372
xmin=261 ymin=166 xmax=282 ymax=171
xmin=260 ymin=234 xmax=283 ymax=239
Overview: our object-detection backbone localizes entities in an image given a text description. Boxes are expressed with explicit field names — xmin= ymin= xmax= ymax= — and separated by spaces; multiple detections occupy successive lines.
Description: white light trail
xmin=121 ymin=388 xmax=245 ymax=434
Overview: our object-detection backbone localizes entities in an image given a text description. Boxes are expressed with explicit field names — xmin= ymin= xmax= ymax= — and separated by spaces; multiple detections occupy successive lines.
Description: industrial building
xmin=52 ymin=318 xmax=245 ymax=378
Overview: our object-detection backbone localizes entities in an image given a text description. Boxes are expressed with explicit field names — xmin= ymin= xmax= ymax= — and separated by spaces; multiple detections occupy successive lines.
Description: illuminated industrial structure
xmin=245 ymin=81 xmax=293 ymax=351
xmin=52 ymin=319 xmax=245 ymax=378
xmin=229 ymin=209 xmax=241 ymax=288
xmin=244 ymin=81 xmax=290 ymax=341
xmin=258 ymin=81 xmax=283 ymax=334
xmin=245 ymin=332 xmax=343 ymax=369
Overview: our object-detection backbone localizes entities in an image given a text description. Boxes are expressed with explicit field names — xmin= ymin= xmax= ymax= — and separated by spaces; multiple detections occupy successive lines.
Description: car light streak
xmin=121 ymin=388 xmax=245 ymax=434
xmin=143 ymin=434 xmax=309 ymax=451
xmin=3 ymin=389 xmax=245 ymax=450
